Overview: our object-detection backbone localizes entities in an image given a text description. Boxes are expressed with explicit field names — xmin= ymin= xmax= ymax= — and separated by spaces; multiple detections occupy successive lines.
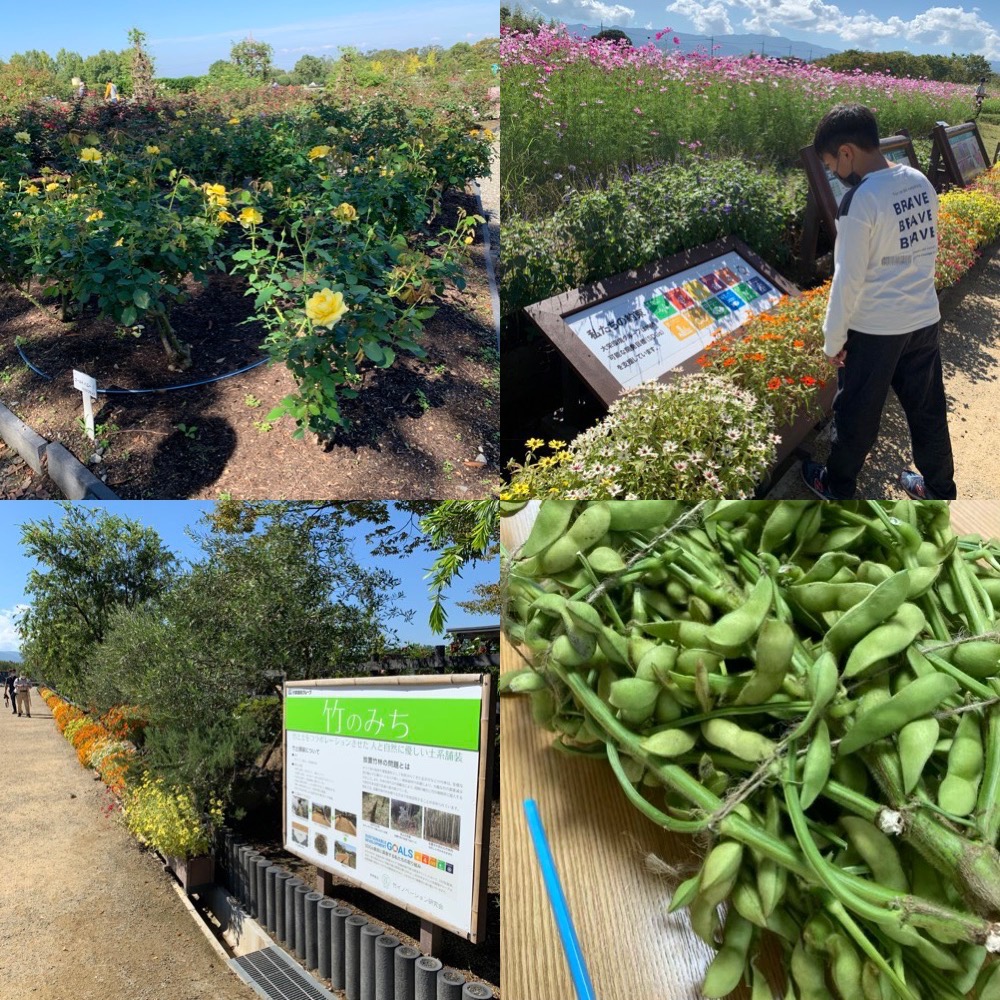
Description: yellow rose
xmin=333 ymin=202 xmax=358 ymax=222
xmin=203 ymin=182 xmax=228 ymax=207
xmin=305 ymin=288 xmax=349 ymax=329
xmin=80 ymin=147 xmax=102 ymax=163
xmin=308 ymin=145 xmax=332 ymax=160
xmin=87 ymin=210 xmax=104 ymax=221
xmin=239 ymin=207 xmax=263 ymax=227
xmin=217 ymin=210 xmax=235 ymax=223
xmin=145 ymin=144 xmax=160 ymax=155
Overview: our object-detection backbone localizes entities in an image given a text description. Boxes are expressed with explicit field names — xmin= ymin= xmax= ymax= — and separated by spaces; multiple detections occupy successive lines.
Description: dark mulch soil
xmin=0 ymin=191 xmax=500 ymax=499
xmin=242 ymin=799 xmax=500 ymax=997
xmin=0 ymin=439 xmax=55 ymax=499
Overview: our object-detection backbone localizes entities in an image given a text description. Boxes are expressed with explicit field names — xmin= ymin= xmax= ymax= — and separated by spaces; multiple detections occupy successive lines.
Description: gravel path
xmin=766 ymin=241 xmax=1000 ymax=498
xmin=478 ymin=129 xmax=500 ymax=278
xmin=0 ymin=699 xmax=256 ymax=1000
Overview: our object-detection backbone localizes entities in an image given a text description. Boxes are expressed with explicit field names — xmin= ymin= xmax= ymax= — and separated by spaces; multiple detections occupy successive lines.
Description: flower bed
xmin=504 ymin=165 xmax=1000 ymax=498
xmin=39 ymin=686 xmax=219 ymax=860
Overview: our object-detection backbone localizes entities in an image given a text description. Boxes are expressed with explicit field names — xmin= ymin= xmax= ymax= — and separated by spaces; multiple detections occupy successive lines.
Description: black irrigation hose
xmin=16 ymin=341 xmax=269 ymax=394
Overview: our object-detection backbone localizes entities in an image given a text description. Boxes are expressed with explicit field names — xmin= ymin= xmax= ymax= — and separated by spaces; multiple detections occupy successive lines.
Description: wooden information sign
xmin=522 ymin=235 xmax=798 ymax=407
xmin=929 ymin=121 xmax=990 ymax=190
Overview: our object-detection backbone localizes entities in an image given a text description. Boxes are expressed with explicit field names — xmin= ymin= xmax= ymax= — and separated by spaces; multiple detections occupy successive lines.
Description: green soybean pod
xmin=800 ymin=719 xmax=832 ymax=809
xmin=843 ymin=602 xmax=927 ymax=679
xmin=667 ymin=872 xmax=701 ymax=913
xmin=797 ymin=551 xmax=861 ymax=584
xmin=840 ymin=816 xmax=908 ymax=893
xmin=803 ymin=523 xmax=866 ymax=556
xmin=702 ymin=718 xmax=777 ymax=762
xmin=759 ymin=502 xmax=809 ymax=554
xmin=550 ymin=631 xmax=598 ymax=668
xmin=939 ymin=710 xmax=984 ymax=816
xmin=837 ymin=673 xmax=960 ymax=758
xmin=905 ymin=564 xmax=942 ymax=599
xmin=915 ymin=540 xmax=947 ymax=567
xmin=702 ymin=910 xmax=754 ymax=999
xmin=953 ymin=641 xmax=1000 ymax=679
xmin=898 ymin=716 xmax=940 ymax=795
xmin=791 ymin=940 xmax=829 ymax=1000
xmin=788 ymin=651 xmax=839 ymax=740
xmin=861 ymin=962 xmax=892 ymax=1000
xmin=520 ymin=500 xmax=576 ymax=558
xmin=981 ymin=577 xmax=1000 ymax=606
xmin=639 ymin=727 xmax=697 ymax=757
xmin=824 ymin=569 xmax=911 ymax=656
xmin=636 ymin=644 xmax=678 ymax=683
xmin=750 ymin=960 xmax=772 ymax=1000
xmin=734 ymin=619 xmax=795 ymax=706
xmin=788 ymin=582 xmax=874 ymax=613
xmin=689 ymin=892 xmax=721 ymax=947
xmin=563 ymin=599 xmax=604 ymax=634
xmin=608 ymin=676 xmax=660 ymax=724
xmin=828 ymin=934 xmax=864 ymax=1000
xmin=978 ymin=961 xmax=1000 ymax=1000
xmin=585 ymin=545 xmax=627 ymax=575
xmin=677 ymin=647 xmax=724 ymax=676
xmin=541 ymin=502 xmax=611 ymax=573
xmin=705 ymin=574 xmax=773 ymax=651
xmin=731 ymin=879 xmax=768 ymax=929
xmin=699 ymin=840 xmax=745 ymax=908
xmin=606 ymin=499 xmax=678 ymax=530
xmin=704 ymin=499 xmax=769 ymax=523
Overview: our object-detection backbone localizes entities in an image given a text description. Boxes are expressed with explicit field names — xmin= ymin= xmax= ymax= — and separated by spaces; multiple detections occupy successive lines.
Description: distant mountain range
xmin=0 ymin=650 xmax=22 ymax=663
xmin=562 ymin=24 xmax=840 ymax=61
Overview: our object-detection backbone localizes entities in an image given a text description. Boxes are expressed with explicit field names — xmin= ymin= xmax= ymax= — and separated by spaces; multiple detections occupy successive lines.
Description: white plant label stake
xmin=72 ymin=369 xmax=98 ymax=442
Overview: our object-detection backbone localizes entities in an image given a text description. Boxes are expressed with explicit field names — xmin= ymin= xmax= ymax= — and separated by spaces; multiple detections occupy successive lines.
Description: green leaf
xmin=133 ymin=289 xmax=150 ymax=310
xmin=121 ymin=305 xmax=137 ymax=326
xmin=363 ymin=341 xmax=385 ymax=365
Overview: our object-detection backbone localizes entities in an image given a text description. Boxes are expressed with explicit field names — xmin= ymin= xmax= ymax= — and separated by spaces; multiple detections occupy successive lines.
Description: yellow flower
xmin=305 ymin=288 xmax=349 ymax=329
xmin=203 ymin=182 xmax=228 ymax=206
xmin=67 ymin=193 xmax=79 ymax=201
xmin=525 ymin=438 xmax=545 ymax=450
xmin=463 ymin=235 xmax=474 ymax=244
xmin=80 ymin=147 xmax=102 ymax=163
xmin=308 ymin=145 xmax=332 ymax=160
xmin=114 ymin=237 xmax=124 ymax=247
xmin=332 ymin=202 xmax=358 ymax=222
xmin=87 ymin=210 xmax=104 ymax=221
xmin=174 ymin=109 xmax=187 ymax=117
xmin=217 ymin=210 xmax=235 ymax=223
xmin=14 ymin=131 xmax=30 ymax=143
xmin=483 ymin=128 xmax=496 ymax=142
xmin=469 ymin=128 xmax=480 ymax=137
xmin=239 ymin=207 xmax=263 ymax=227
xmin=24 ymin=184 xmax=40 ymax=196
xmin=0 ymin=181 xmax=6 ymax=191
xmin=45 ymin=182 xmax=60 ymax=191
xmin=548 ymin=440 xmax=566 ymax=449
xmin=228 ymin=117 xmax=240 ymax=125
xmin=145 ymin=144 xmax=160 ymax=155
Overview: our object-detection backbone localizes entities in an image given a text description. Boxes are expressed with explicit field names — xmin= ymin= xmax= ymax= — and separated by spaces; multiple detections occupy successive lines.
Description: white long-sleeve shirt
xmin=822 ymin=164 xmax=940 ymax=356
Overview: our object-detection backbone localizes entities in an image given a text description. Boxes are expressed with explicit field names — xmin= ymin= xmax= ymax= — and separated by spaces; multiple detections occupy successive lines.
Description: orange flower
xmin=695 ymin=356 xmax=710 ymax=367
xmin=723 ymin=357 xmax=736 ymax=367
xmin=793 ymin=339 xmax=805 ymax=348
xmin=785 ymin=377 xmax=795 ymax=385
xmin=801 ymin=375 xmax=817 ymax=386
xmin=767 ymin=377 xmax=782 ymax=390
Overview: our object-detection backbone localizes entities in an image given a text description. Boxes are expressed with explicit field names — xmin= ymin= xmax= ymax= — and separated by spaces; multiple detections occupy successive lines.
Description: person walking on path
xmin=14 ymin=673 xmax=31 ymax=717
xmin=5 ymin=671 xmax=16 ymax=715
xmin=801 ymin=103 xmax=957 ymax=501
xmin=104 ymin=80 xmax=119 ymax=104
xmin=976 ymin=78 xmax=987 ymax=116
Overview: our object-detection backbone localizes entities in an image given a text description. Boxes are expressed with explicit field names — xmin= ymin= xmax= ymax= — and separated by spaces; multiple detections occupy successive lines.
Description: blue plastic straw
xmin=523 ymin=798 xmax=597 ymax=1000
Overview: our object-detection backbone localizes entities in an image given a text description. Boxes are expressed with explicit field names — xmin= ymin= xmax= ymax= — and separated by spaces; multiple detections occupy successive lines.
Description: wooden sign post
xmin=72 ymin=369 xmax=98 ymax=442
xmin=929 ymin=121 xmax=990 ymax=191
xmin=522 ymin=235 xmax=799 ymax=408
xmin=799 ymin=130 xmax=922 ymax=278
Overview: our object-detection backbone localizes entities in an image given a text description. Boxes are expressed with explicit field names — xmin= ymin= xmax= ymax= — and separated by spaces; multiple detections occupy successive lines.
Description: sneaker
xmin=899 ymin=469 xmax=928 ymax=499
xmin=801 ymin=460 xmax=838 ymax=500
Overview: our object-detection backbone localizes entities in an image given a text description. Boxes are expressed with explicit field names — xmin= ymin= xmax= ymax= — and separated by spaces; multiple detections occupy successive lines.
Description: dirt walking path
xmin=0 ymin=697 xmax=255 ymax=1000
xmin=767 ymin=242 xmax=1000 ymax=498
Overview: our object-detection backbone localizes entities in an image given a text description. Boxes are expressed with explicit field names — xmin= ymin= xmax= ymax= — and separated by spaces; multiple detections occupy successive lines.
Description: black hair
xmin=813 ymin=103 xmax=880 ymax=158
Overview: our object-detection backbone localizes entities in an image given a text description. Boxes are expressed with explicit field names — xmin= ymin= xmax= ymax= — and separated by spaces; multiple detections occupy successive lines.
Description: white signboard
xmin=283 ymin=677 xmax=491 ymax=940
xmin=72 ymin=369 xmax=98 ymax=397
xmin=564 ymin=250 xmax=784 ymax=390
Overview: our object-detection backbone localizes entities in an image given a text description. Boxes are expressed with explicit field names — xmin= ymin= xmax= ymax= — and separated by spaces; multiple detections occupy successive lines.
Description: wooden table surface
xmin=500 ymin=501 xmax=1000 ymax=1000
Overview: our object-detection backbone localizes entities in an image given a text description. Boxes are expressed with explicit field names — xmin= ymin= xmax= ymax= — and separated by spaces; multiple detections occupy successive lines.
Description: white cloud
xmin=0 ymin=606 xmax=28 ymax=650
xmin=543 ymin=0 xmax=638 ymax=25
xmin=667 ymin=0 xmax=734 ymax=33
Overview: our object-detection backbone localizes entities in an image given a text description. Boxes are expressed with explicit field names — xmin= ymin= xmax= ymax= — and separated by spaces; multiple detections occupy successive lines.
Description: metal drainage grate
xmin=230 ymin=946 xmax=336 ymax=1000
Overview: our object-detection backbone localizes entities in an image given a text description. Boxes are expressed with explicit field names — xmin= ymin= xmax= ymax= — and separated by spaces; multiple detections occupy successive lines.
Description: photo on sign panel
xmin=335 ymin=841 xmax=358 ymax=869
xmin=335 ymin=808 xmax=358 ymax=835
xmin=362 ymin=791 xmax=391 ymax=828
xmin=391 ymin=798 xmax=424 ymax=836
xmin=424 ymin=807 xmax=462 ymax=850
xmin=312 ymin=802 xmax=333 ymax=827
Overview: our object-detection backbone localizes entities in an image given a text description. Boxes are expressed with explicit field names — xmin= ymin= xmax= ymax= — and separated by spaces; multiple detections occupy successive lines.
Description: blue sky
xmin=0 ymin=0 xmax=498 ymax=77
xmin=0 ymin=502 xmax=497 ymax=651
xmin=532 ymin=1 xmax=1000 ymax=61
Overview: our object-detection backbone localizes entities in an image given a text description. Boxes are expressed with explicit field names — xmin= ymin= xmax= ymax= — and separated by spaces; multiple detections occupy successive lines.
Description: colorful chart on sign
xmin=949 ymin=131 xmax=987 ymax=184
xmin=885 ymin=147 xmax=912 ymax=166
xmin=564 ymin=251 xmax=785 ymax=390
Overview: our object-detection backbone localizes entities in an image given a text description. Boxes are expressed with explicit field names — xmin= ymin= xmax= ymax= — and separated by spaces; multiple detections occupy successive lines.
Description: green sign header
xmin=284 ymin=694 xmax=482 ymax=752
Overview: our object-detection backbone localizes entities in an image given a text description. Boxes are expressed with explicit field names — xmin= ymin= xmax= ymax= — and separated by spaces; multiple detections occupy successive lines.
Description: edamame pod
xmin=788 ymin=651 xmax=839 ymax=740
xmin=840 ymin=816 xmax=908 ymax=892
xmin=702 ymin=911 xmax=754 ymax=998
xmin=828 ymin=934 xmax=864 ymax=1000
xmin=898 ymin=717 xmax=940 ymax=795
xmin=540 ymin=502 xmax=611 ymax=573
xmin=939 ymin=711 xmax=984 ymax=816
xmin=824 ymin=569 xmax=911 ymax=656
xmin=760 ymin=502 xmax=810 ymax=554
xmin=843 ymin=602 xmax=927 ymax=678
xmin=702 ymin=718 xmax=777 ymax=762
xmin=735 ymin=619 xmax=796 ymax=705
xmin=608 ymin=676 xmax=659 ymax=723
xmin=606 ymin=499 xmax=678 ymax=530
xmin=520 ymin=500 xmax=576 ymax=558
xmin=791 ymin=940 xmax=829 ymax=1000
xmin=787 ymin=582 xmax=875 ymax=614
xmin=953 ymin=641 xmax=1000 ymax=679
xmin=800 ymin=719 xmax=832 ymax=809
xmin=705 ymin=574 xmax=773 ymax=651
xmin=797 ymin=551 xmax=861 ymax=584
xmin=837 ymin=673 xmax=960 ymax=758
xmin=705 ymin=499 xmax=769 ymax=522
xmin=585 ymin=546 xmax=627 ymax=575
xmin=639 ymin=727 xmax=697 ymax=757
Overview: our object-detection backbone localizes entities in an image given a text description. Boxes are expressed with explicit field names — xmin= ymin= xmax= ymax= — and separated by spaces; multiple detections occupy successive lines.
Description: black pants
xmin=826 ymin=323 xmax=956 ymax=499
